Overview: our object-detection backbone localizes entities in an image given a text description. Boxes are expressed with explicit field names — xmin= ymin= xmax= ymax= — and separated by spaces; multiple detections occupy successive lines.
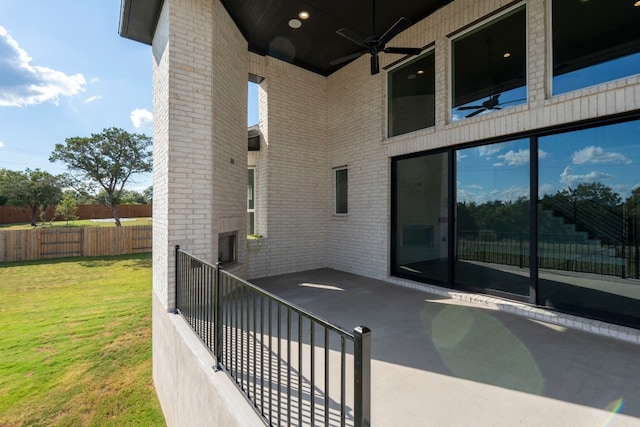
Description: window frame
xmin=387 ymin=48 xmax=436 ymax=138
xmin=334 ymin=166 xmax=348 ymax=216
xmin=449 ymin=2 xmax=528 ymax=122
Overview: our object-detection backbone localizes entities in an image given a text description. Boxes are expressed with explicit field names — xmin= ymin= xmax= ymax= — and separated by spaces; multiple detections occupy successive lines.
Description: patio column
xmin=152 ymin=0 xmax=248 ymax=311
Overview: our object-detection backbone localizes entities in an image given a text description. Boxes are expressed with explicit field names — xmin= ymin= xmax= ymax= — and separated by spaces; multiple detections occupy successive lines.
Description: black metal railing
xmin=175 ymin=246 xmax=371 ymax=427
xmin=457 ymin=231 xmax=639 ymax=279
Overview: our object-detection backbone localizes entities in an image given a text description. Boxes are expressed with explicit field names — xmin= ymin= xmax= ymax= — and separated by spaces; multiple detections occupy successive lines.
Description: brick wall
xmin=321 ymin=0 xmax=640 ymax=282
xmin=247 ymin=55 xmax=329 ymax=279
xmin=155 ymin=0 xmax=639 ymax=289
xmin=152 ymin=0 xmax=247 ymax=310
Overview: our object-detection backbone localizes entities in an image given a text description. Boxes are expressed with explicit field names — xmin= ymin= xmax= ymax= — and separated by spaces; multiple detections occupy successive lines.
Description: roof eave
xmin=118 ymin=0 xmax=164 ymax=45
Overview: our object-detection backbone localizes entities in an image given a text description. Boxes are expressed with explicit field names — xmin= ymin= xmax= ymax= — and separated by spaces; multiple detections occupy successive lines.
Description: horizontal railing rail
xmin=175 ymin=246 xmax=371 ymax=427
xmin=456 ymin=231 xmax=639 ymax=279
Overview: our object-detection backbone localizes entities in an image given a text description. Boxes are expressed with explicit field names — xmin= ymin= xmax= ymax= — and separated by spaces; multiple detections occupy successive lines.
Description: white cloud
xmin=130 ymin=108 xmax=153 ymax=128
xmin=559 ymin=166 xmax=613 ymax=187
xmin=0 ymin=141 xmax=4 ymax=148
xmin=0 ymin=26 xmax=85 ymax=107
xmin=495 ymin=149 xmax=529 ymax=166
xmin=493 ymin=148 xmax=547 ymax=167
xmin=85 ymin=95 xmax=102 ymax=103
xmin=572 ymin=146 xmax=631 ymax=165
xmin=477 ymin=145 xmax=503 ymax=158
xmin=538 ymin=183 xmax=555 ymax=197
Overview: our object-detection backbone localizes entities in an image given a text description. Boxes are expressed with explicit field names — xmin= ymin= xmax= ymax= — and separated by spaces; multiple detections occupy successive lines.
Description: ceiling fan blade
xmin=329 ymin=51 xmax=365 ymax=66
xmin=457 ymin=105 xmax=484 ymax=110
xmin=371 ymin=54 xmax=380 ymax=75
xmin=336 ymin=28 xmax=368 ymax=48
xmin=383 ymin=47 xmax=422 ymax=55
xmin=466 ymin=108 xmax=486 ymax=118
xmin=378 ymin=17 xmax=412 ymax=47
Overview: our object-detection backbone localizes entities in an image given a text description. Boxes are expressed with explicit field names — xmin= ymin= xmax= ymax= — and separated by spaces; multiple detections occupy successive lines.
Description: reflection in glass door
xmin=455 ymin=139 xmax=530 ymax=297
xmin=392 ymin=153 xmax=449 ymax=284
xmin=538 ymin=121 xmax=640 ymax=324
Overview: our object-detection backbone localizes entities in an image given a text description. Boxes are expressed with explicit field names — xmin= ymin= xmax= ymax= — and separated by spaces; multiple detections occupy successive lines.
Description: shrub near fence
xmin=0 ymin=225 xmax=152 ymax=262
xmin=0 ymin=204 xmax=152 ymax=224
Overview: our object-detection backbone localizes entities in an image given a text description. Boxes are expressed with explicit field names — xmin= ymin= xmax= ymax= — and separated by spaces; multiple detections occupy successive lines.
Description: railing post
xmin=174 ymin=245 xmax=180 ymax=314
xmin=354 ymin=325 xmax=371 ymax=427
xmin=214 ymin=261 xmax=223 ymax=370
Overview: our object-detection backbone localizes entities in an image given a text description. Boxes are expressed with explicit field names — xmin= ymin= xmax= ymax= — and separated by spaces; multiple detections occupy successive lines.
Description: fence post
xmin=174 ymin=245 xmax=180 ymax=314
xmin=354 ymin=325 xmax=371 ymax=427
xmin=214 ymin=261 xmax=223 ymax=371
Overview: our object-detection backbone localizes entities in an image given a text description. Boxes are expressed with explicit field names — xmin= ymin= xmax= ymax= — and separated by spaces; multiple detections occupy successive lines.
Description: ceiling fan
xmin=456 ymin=94 xmax=525 ymax=118
xmin=329 ymin=0 xmax=423 ymax=75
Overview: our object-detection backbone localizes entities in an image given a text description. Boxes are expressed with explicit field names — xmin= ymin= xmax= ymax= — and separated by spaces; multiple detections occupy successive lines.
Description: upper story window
xmin=451 ymin=5 xmax=527 ymax=122
xmin=388 ymin=51 xmax=436 ymax=137
xmin=552 ymin=0 xmax=640 ymax=96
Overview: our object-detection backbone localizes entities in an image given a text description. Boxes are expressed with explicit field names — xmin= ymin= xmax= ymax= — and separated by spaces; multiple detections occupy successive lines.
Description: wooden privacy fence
xmin=0 ymin=204 xmax=152 ymax=224
xmin=0 ymin=225 xmax=152 ymax=262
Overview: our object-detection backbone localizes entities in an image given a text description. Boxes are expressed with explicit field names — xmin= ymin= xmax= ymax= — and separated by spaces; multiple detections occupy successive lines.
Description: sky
xmin=0 ymin=1 xmax=154 ymax=191
xmin=0 ymin=1 xmax=260 ymax=192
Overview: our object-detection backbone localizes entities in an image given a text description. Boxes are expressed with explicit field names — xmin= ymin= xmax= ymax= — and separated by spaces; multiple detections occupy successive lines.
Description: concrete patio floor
xmin=252 ymin=268 xmax=640 ymax=427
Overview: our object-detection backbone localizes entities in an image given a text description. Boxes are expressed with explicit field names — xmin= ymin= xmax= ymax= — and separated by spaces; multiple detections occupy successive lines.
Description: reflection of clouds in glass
xmin=459 ymin=184 xmax=527 ymax=203
xmin=560 ymin=166 xmax=612 ymax=187
xmin=538 ymin=183 xmax=555 ymax=197
xmin=572 ymin=146 xmax=631 ymax=165
xmin=494 ymin=149 xmax=548 ymax=167
xmin=495 ymin=149 xmax=528 ymax=166
xmin=477 ymin=145 xmax=503 ymax=158
xmin=457 ymin=151 xmax=467 ymax=161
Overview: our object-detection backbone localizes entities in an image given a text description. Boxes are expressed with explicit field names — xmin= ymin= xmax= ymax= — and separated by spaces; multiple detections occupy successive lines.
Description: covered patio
xmin=252 ymin=268 xmax=640 ymax=426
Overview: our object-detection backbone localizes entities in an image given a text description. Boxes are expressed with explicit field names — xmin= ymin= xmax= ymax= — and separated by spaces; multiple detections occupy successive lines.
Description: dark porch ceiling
xmin=119 ymin=0 xmax=454 ymax=76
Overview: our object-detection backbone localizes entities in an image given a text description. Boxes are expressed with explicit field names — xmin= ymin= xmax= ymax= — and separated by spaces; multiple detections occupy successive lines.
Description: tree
xmin=50 ymin=127 xmax=152 ymax=226
xmin=0 ymin=168 xmax=63 ymax=226
xmin=56 ymin=191 xmax=79 ymax=225
xmin=119 ymin=189 xmax=147 ymax=204
xmin=143 ymin=186 xmax=153 ymax=204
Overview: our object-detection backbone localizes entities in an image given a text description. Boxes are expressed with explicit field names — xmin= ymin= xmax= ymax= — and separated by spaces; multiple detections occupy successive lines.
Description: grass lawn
xmin=0 ymin=253 xmax=165 ymax=426
xmin=0 ymin=218 xmax=152 ymax=230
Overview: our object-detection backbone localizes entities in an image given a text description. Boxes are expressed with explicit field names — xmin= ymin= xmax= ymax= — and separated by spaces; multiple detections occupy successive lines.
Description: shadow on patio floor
xmin=253 ymin=268 xmax=640 ymax=427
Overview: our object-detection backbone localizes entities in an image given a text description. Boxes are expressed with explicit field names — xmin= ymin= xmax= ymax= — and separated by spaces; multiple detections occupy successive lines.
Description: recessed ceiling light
xmin=635 ymin=1 xmax=640 ymax=6
xmin=288 ymin=19 xmax=302 ymax=29
xmin=417 ymin=70 xmax=425 ymax=75
xmin=503 ymin=52 xmax=512 ymax=58
xmin=298 ymin=11 xmax=310 ymax=19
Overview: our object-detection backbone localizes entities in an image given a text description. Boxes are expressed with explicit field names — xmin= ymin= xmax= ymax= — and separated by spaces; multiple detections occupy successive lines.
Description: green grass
xmin=0 ymin=253 xmax=165 ymax=426
xmin=0 ymin=218 xmax=152 ymax=230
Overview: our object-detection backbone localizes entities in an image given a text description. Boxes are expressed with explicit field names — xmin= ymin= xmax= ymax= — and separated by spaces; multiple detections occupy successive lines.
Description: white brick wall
xmin=155 ymin=0 xmax=640 ymax=291
xmin=247 ymin=56 xmax=329 ymax=279
xmin=152 ymin=0 xmax=247 ymax=309
xmin=322 ymin=0 xmax=640 ymax=282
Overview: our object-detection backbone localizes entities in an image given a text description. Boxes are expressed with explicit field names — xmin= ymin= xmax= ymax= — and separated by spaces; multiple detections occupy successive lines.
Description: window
xmin=551 ymin=0 xmax=640 ymax=96
xmin=218 ymin=231 xmax=237 ymax=266
xmin=388 ymin=51 xmax=436 ymax=137
xmin=335 ymin=167 xmax=348 ymax=215
xmin=451 ymin=5 xmax=527 ymax=121
xmin=247 ymin=168 xmax=255 ymax=235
